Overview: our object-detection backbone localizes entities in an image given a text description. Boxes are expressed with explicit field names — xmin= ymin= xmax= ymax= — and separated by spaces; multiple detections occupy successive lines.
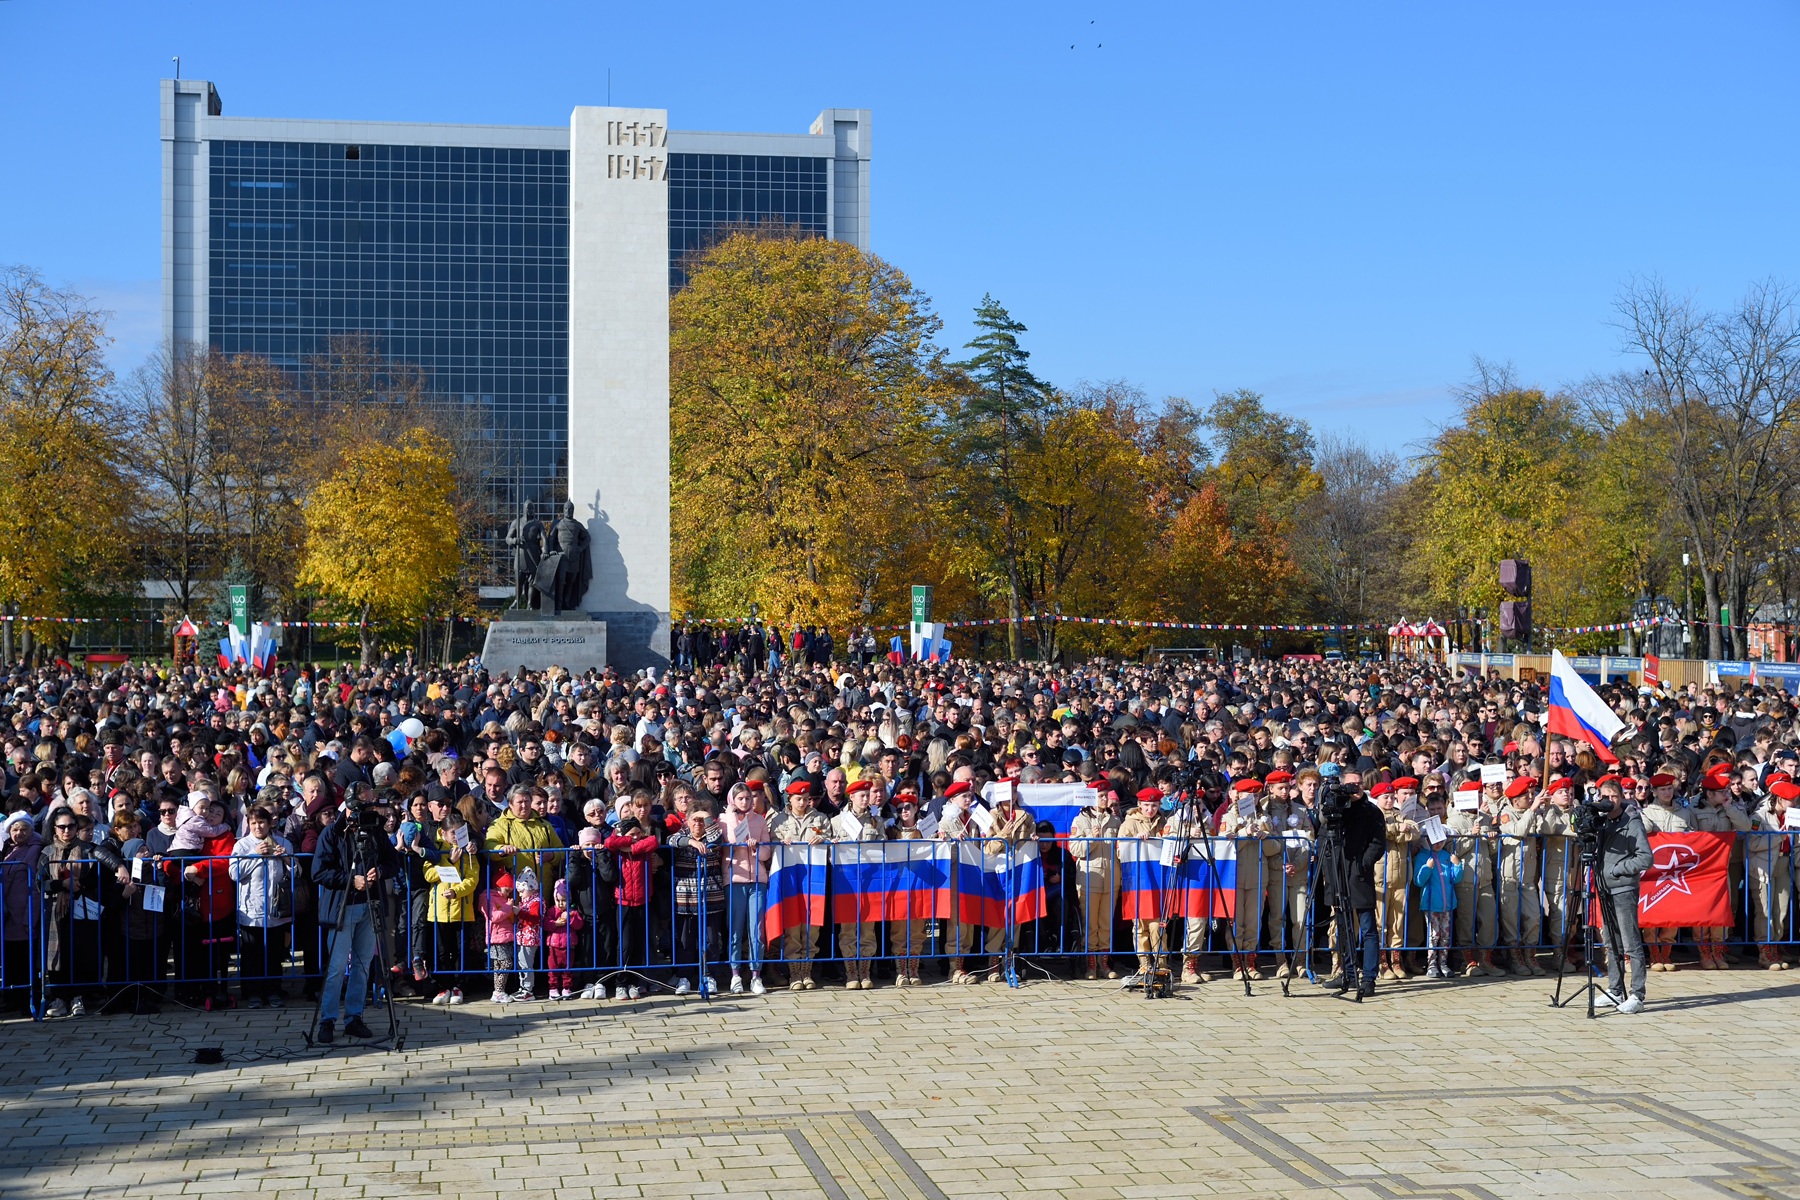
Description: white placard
xmin=141 ymin=884 xmax=165 ymax=913
xmin=435 ymin=864 xmax=462 ymax=887
xmin=1454 ymin=793 xmax=1481 ymax=812
xmin=916 ymin=813 xmax=939 ymax=838
xmin=1418 ymin=816 xmax=1448 ymax=845
xmin=73 ymin=897 xmax=102 ymax=921
xmin=1480 ymin=763 xmax=1508 ymax=787
xmin=969 ymin=805 xmax=995 ymax=836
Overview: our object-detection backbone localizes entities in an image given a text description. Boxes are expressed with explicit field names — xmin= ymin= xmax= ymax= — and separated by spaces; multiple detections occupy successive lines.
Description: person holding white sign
xmin=1262 ymin=770 xmax=1314 ymax=981
xmin=1118 ymin=789 xmax=1169 ymax=987
xmin=935 ymin=781 xmax=986 ymax=984
xmin=1446 ymin=778 xmax=1500 ymax=977
xmin=978 ymin=783 xmax=1037 ymax=983
xmin=1068 ymin=786 xmax=1123 ymax=979
xmin=1217 ymin=778 xmax=1273 ymax=982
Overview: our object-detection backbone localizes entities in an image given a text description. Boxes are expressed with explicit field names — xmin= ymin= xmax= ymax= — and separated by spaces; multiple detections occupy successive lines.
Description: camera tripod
xmin=1550 ymin=835 xmax=1628 ymax=1019
xmin=304 ymin=823 xmax=404 ymax=1051
xmin=1310 ymin=812 xmax=1365 ymax=1003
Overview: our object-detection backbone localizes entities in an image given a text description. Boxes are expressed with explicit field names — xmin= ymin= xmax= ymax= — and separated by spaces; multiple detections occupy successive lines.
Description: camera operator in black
xmin=1592 ymin=776 xmax=1653 ymax=1012
xmin=1314 ymin=772 xmax=1386 ymax=998
xmin=311 ymin=783 xmax=402 ymax=1043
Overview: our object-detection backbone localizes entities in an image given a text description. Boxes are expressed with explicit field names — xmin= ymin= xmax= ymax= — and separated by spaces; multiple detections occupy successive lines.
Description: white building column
xmin=567 ymin=106 xmax=671 ymax=671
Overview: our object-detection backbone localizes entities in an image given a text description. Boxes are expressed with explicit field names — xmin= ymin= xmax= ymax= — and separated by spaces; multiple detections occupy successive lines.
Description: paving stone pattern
xmin=4 ymin=968 xmax=1799 ymax=1200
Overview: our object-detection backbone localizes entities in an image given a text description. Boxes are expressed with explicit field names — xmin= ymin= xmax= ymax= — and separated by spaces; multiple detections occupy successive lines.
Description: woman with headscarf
xmin=1 ymin=812 xmax=43 ymax=1014
xmin=41 ymin=810 xmax=102 ymax=1017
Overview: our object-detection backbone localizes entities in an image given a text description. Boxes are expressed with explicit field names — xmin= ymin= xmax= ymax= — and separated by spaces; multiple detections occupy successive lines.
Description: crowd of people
xmin=0 ymin=641 xmax=1794 ymax=1031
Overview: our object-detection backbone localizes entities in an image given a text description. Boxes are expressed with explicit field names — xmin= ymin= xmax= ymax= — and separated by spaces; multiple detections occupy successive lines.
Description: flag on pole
xmin=1118 ymin=838 xmax=1171 ymax=919
xmin=763 ymin=843 xmax=828 ymax=941
xmin=952 ymin=841 xmax=1006 ymax=927
xmin=1548 ymin=648 xmax=1626 ymax=763
xmin=1174 ymin=838 xmax=1238 ymax=918
xmin=1634 ymin=832 xmax=1734 ymax=928
xmin=1003 ymin=840 xmax=1048 ymax=924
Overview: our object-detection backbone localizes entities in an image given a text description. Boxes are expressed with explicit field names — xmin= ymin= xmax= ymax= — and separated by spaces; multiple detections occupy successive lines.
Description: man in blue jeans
xmin=311 ymin=788 xmax=400 ymax=1044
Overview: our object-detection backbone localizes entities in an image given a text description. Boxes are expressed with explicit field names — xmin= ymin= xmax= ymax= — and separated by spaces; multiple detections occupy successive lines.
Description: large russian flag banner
xmin=1119 ymin=838 xmax=1172 ymax=919
xmin=884 ymin=840 xmax=947 ymax=921
xmin=953 ymin=841 xmax=1006 ymax=927
xmin=764 ymin=842 xmax=827 ymax=941
xmin=1016 ymin=783 xmax=1093 ymax=837
xmin=1175 ymin=838 xmax=1238 ymax=919
xmin=1549 ymin=649 xmax=1626 ymax=763
xmin=1004 ymin=840 xmax=1048 ymax=924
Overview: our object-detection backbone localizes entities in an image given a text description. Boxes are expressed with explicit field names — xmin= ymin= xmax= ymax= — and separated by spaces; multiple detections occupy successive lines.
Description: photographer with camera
xmin=311 ymin=783 xmax=401 ymax=1044
xmin=1314 ymin=771 xmax=1385 ymax=999
xmin=1590 ymin=776 xmax=1653 ymax=1013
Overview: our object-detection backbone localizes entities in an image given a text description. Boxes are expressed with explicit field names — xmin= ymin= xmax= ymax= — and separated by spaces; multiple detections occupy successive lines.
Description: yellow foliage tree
xmin=671 ymin=230 xmax=944 ymax=628
xmin=0 ymin=268 xmax=130 ymax=657
xmin=297 ymin=430 xmax=461 ymax=664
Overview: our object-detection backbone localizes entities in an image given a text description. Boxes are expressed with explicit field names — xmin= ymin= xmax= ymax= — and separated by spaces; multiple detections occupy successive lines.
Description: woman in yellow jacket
xmin=424 ymin=814 xmax=482 ymax=1003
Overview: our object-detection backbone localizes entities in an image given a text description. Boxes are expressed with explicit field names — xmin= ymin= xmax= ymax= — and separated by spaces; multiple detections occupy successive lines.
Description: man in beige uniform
xmin=1069 ymin=787 xmax=1123 ymax=979
xmin=1446 ymin=778 xmax=1499 ymax=977
xmin=1690 ymin=762 xmax=1752 ymax=969
xmin=934 ymin=781 xmax=985 ymax=984
xmin=1496 ymin=775 xmax=1551 ymax=977
xmin=1117 ymin=790 xmax=1168 ymax=985
xmin=770 ymin=779 xmax=831 ymax=991
xmin=1216 ymin=777 xmax=1274 ymax=981
xmin=1261 ymin=770 xmax=1313 ymax=980
xmin=1639 ymin=770 xmax=1692 ymax=971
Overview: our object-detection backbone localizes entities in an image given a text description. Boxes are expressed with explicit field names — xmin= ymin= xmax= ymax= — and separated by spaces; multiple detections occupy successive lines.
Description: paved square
xmin=4 ymin=967 xmax=1800 ymax=1200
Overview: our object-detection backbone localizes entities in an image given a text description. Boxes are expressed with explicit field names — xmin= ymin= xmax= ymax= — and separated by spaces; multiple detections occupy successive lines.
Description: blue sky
xmin=4 ymin=1 xmax=1797 ymax=450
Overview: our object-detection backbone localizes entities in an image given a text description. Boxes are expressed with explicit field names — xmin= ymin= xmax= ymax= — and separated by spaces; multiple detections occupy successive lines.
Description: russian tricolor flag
xmin=1548 ymin=648 xmax=1626 ymax=763
xmin=1119 ymin=838 xmax=1238 ymax=919
xmin=763 ymin=843 xmax=828 ymax=941
xmin=829 ymin=841 xmax=947 ymax=922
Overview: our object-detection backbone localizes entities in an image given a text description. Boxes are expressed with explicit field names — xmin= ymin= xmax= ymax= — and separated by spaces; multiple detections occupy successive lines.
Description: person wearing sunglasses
xmin=42 ymin=812 xmax=101 ymax=1017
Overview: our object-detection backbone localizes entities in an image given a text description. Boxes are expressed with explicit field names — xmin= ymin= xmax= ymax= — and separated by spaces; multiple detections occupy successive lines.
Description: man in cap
xmin=1446 ymin=777 xmax=1500 ymax=977
xmin=1496 ymin=776 xmax=1551 ymax=976
xmin=1375 ymin=778 xmax=1423 ymax=979
xmin=1690 ymin=760 xmax=1752 ymax=969
xmin=1261 ymin=769 xmax=1313 ymax=980
xmin=1217 ymin=778 xmax=1274 ymax=981
xmin=771 ymin=778 xmax=831 ymax=991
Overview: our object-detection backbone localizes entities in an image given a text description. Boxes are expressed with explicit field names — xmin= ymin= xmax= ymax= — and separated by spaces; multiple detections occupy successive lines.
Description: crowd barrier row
xmin=2 ymin=831 xmax=1795 ymax=1014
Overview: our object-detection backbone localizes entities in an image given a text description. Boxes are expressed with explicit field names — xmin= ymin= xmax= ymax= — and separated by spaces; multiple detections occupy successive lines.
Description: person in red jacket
xmin=603 ymin=810 xmax=661 ymax=1000
xmin=175 ymin=797 xmax=238 ymax=1009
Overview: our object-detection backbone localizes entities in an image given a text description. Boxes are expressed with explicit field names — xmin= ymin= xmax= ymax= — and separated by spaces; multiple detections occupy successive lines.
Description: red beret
xmin=1594 ymin=774 xmax=1619 ymax=787
xmin=1649 ymin=772 xmax=1678 ymax=788
xmin=1767 ymin=772 xmax=1791 ymax=787
xmin=1456 ymin=780 xmax=1481 ymax=792
xmin=1370 ymin=782 xmax=1392 ymax=797
xmin=1136 ymin=786 xmax=1163 ymax=803
xmin=1503 ymin=741 xmax=1520 ymax=754
xmin=1703 ymin=763 xmax=1734 ymax=791
xmin=943 ymin=780 xmax=971 ymax=799
xmin=743 ymin=779 xmax=764 ymax=791
xmin=1505 ymin=777 xmax=1536 ymax=799
xmin=1392 ymin=776 xmax=1420 ymax=790
xmin=1546 ymin=777 xmax=1576 ymax=796
xmin=847 ymin=780 xmax=873 ymax=794
xmin=1771 ymin=780 xmax=1800 ymax=801
xmin=1233 ymin=779 xmax=1264 ymax=794
xmin=1265 ymin=770 xmax=1294 ymax=784
xmin=784 ymin=780 xmax=812 ymax=796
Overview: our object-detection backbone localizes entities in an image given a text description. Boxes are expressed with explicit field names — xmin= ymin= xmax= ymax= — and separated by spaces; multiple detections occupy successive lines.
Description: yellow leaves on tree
xmin=0 ymin=268 xmax=130 ymax=621
xmin=671 ymin=230 xmax=943 ymax=626
xmin=297 ymin=430 xmax=461 ymax=663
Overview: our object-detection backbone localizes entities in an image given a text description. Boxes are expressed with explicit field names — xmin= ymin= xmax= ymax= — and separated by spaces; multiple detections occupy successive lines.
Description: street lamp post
xmin=1682 ymin=551 xmax=1693 ymax=655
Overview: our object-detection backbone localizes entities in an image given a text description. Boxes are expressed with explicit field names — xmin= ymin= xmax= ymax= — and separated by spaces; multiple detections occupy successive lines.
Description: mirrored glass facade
xmin=667 ymin=153 xmax=829 ymax=288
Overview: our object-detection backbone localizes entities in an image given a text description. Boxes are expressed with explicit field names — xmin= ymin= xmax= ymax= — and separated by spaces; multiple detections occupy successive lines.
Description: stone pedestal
xmin=481 ymin=620 xmax=608 ymax=676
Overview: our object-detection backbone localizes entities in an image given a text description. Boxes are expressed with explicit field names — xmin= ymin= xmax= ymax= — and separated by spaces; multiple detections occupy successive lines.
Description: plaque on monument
xmin=481 ymin=619 xmax=608 ymax=675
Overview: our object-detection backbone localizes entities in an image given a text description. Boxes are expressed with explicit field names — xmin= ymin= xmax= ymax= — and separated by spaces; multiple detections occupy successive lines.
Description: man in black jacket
xmin=1595 ymin=777 xmax=1654 ymax=1013
xmin=1314 ymin=769 xmax=1386 ymax=998
xmin=311 ymin=786 xmax=401 ymax=1043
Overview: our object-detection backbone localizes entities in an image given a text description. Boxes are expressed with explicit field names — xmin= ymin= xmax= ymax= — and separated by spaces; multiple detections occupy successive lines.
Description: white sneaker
xmin=449 ymin=988 xmax=465 ymax=1005
xmin=1596 ymin=987 xmax=1622 ymax=1009
xmin=674 ymin=976 xmax=691 ymax=996
xmin=70 ymin=997 xmax=87 ymax=1017
xmin=749 ymin=974 xmax=766 ymax=996
xmin=491 ymin=990 xmax=512 ymax=1004
xmin=614 ymin=985 xmax=631 ymax=1000
xmin=433 ymin=990 xmax=453 ymax=1006
xmin=705 ymin=975 xmax=719 ymax=996
xmin=729 ymin=974 xmax=745 ymax=995
xmin=579 ymin=984 xmax=599 ymax=999
xmin=45 ymin=998 xmax=67 ymax=1018
xmin=1618 ymin=994 xmax=1644 ymax=1014
xmin=627 ymin=985 xmax=641 ymax=1000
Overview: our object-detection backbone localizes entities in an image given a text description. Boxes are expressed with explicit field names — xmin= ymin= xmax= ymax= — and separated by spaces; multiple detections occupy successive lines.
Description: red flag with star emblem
xmin=1636 ymin=832 xmax=1734 ymax=928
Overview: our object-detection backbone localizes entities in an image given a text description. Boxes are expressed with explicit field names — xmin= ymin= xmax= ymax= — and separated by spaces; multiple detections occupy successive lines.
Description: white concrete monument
xmin=567 ymin=106 xmax=672 ymax=672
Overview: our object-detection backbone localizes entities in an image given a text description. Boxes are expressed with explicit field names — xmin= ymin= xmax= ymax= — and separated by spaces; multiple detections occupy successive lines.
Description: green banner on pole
xmin=229 ymin=585 xmax=250 ymax=639
xmin=910 ymin=585 xmax=933 ymax=625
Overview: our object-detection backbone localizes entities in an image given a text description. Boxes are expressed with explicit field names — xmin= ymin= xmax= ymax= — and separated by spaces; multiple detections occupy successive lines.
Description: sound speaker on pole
xmin=1499 ymin=559 xmax=1532 ymax=597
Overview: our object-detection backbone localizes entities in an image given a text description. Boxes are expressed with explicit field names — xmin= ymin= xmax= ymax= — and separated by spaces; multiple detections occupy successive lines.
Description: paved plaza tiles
xmin=4 ymin=968 xmax=1800 ymax=1200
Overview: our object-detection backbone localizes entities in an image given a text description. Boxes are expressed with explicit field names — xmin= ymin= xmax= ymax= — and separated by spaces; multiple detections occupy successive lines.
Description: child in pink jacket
xmin=546 ymin=878 xmax=585 ymax=999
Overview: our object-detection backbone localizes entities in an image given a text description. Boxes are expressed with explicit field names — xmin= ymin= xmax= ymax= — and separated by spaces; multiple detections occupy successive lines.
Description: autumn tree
xmin=125 ymin=343 xmax=213 ymax=613
xmin=670 ymin=230 xmax=943 ymax=626
xmin=0 ymin=267 xmax=131 ymax=660
xmin=297 ymin=429 xmax=461 ymax=664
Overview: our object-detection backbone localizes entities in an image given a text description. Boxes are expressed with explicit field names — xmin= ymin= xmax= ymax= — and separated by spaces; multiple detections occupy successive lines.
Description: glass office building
xmin=162 ymin=80 xmax=870 ymax=585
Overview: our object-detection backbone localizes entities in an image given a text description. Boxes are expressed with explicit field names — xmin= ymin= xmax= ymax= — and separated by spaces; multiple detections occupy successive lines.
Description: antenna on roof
xmin=173 ymin=56 xmax=181 ymax=80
